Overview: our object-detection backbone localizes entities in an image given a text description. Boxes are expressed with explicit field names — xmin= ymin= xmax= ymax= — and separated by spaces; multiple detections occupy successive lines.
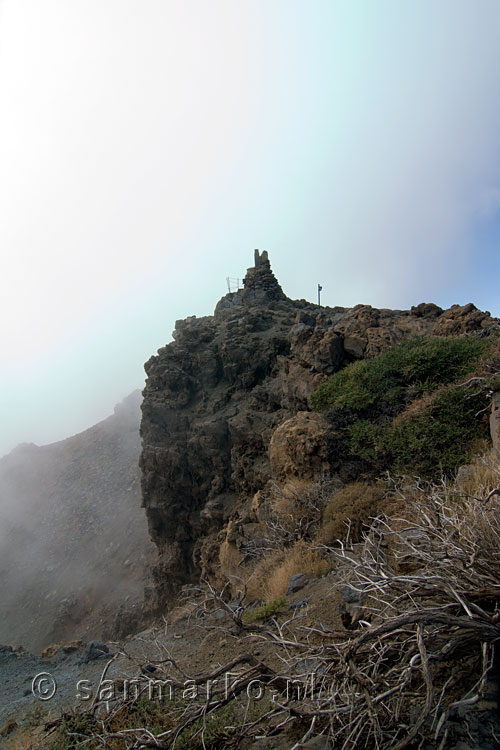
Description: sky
xmin=1 ymin=0 xmax=500 ymax=455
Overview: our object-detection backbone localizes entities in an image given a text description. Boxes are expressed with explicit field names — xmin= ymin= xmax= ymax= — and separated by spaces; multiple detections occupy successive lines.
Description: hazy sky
xmin=1 ymin=0 xmax=500 ymax=455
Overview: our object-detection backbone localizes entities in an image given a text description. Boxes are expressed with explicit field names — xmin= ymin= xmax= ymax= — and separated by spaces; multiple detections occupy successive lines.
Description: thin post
xmin=318 ymin=284 xmax=322 ymax=306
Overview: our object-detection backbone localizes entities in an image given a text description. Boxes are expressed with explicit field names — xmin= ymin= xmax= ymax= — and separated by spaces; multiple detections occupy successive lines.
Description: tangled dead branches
xmin=239 ymin=475 xmax=341 ymax=564
xmin=43 ymin=477 xmax=500 ymax=749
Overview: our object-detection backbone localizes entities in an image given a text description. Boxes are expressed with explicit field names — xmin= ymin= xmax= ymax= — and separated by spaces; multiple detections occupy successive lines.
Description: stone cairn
xmin=241 ymin=249 xmax=287 ymax=304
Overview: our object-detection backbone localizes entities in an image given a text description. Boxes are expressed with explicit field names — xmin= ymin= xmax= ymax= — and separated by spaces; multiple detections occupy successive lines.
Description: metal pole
xmin=318 ymin=284 xmax=322 ymax=306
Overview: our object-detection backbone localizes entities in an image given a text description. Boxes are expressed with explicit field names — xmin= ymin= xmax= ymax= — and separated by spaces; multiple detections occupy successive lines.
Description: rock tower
xmin=216 ymin=249 xmax=287 ymax=314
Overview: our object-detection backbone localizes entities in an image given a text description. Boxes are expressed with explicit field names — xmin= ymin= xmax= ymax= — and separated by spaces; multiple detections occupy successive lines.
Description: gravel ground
xmin=0 ymin=625 xmax=181 ymax=728
xmin=2 ymin=592 xmax=500 ymax=750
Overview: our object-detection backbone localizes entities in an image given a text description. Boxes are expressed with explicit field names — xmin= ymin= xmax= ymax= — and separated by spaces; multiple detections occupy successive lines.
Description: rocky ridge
xmin=140 ymin=251 xmax=497 ymax=609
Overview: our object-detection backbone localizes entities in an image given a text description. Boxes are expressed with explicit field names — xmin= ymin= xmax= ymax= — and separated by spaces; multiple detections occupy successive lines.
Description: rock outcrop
xmin=140 ymin=251 xmax=498 ymax=610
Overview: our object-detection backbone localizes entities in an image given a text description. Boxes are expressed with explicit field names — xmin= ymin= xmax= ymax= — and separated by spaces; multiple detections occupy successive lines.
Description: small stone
xmin=213 ymin=608 xmax=227 ymax=620
xmin=341 ymin=585 xmax=363 ymax=604
xmin=0 ymin=645 xmax=15 ymax=662
xmin=79 ymin=641 xmax=110 ymax=664
xmin=62 ymin=640 xmax=83 ymax=654
xmin=287 ymin=574 xmax=309 ymax=595
xmin=289 ymin=599 xmax=308 ymax=610
xmin=343 ymin=336 xmax=366 ymax=359
xmin=302 ymin=735 xmax=332 ymax=749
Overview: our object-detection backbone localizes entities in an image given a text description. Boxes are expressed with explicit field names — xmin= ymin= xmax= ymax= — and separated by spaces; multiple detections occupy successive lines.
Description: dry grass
xmin=247 ymin=540 xmax=331 ymax=601
xmin=2 ymin=725 xmax=46 ymax=750
xmin=245 ymin=480 xmax=386 ymax=601
xmin=33 ymin=447 xmax=500 ymax=749
xmin=454 ymin=449 xmax=500 ymax=498
xmin=218 ymin=539 xmax=241 ymax=579
xmin=69 ymin=457 xmax=500 ymax=749
xmin=315 ymin=481 xmax=386 ymax=545
xmin=269 ymin=477 xmax=313 ymax=517
xmin=265 ymin=476 xmax=338 ymax=546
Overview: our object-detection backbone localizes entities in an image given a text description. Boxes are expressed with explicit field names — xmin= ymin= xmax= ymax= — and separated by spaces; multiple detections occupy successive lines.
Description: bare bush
xmin=42 ymin=475 xmax=500 ymax=749
xmin=263 ymin=475 xmax=341 ymax=548
xmin=238 ymin=476 xmax=341 ymax=567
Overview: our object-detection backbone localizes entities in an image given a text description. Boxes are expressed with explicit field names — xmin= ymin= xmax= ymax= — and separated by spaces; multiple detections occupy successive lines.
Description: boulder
xmin=79 ymin=641 xmax=110 ymax=664
xmin=287 ymin=574 xmax=309 ymax=595
xmin=269 ymin=412 xmax=331 ymax=481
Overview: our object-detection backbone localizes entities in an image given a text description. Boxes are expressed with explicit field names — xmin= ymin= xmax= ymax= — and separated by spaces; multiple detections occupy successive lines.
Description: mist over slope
xmin=0 ymin=390 xmax=155 ymax=653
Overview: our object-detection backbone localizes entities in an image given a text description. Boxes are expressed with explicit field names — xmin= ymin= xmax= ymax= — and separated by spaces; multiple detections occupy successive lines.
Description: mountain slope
xmin=0 ymin=390 xmax=155 ymax=653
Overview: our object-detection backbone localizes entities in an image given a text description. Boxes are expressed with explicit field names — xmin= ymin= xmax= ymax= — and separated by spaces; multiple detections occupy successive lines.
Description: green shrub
xmin=347 ymin=387 xmax=489 ymax=476
xmin=311 ymin=336 xmax=489 ymax=414
xmin=386 ymin=387 xmax=488 ymax=475
xmin=347 ymin=420 xmax=383 ymax=462
xmin=311 ymin=335 xmax=495 ymax=478
xmin=48 ymin=714 xmax=100 ymax=750
xmin=244 ymin=596 xmax=289 ymax=623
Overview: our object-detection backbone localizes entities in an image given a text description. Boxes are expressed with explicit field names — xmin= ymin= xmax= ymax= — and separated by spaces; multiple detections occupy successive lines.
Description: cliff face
xmin=140 ymin=251 xmax=496 ymax=609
